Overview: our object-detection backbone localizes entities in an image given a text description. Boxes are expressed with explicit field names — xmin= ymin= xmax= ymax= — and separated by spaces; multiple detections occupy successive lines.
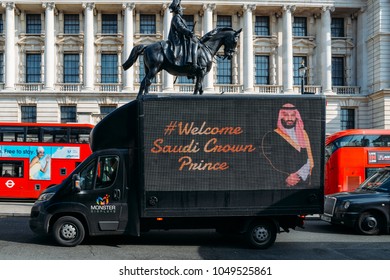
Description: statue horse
xmin=122 ymin=27 xmax=242 ymax=97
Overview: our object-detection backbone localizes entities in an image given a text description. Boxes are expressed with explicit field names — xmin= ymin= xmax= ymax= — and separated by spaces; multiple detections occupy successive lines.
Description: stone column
xmin=43 ymin=2 xmax=55 ymax=90
xmin=282 ymin=5 xmax=295 ymax=94
xmin=122 ymin=3 xmax=135 ymax=92
xmin=162 ymin=3 xmax=174 ymax=92
xmin=202 ymin=3 xmax=215 ymax=92
xmin=321 ymin=6 xmax=334 ymax=94
xmin=3 ymin=2 xmax=15 ymax=90
xmin=82 ymin=2 xmax=95 ymax=91
xmin=356 ymin=8 xmax=367 ymax=94
xmin=243 ymin=4 xmax=256 ymax=92
xmin=270 ymin=48 xmax=277 ymax=85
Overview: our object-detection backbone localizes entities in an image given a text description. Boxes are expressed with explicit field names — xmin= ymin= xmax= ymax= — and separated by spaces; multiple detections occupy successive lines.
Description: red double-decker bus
xmin=0 ymin=122 xmax=93 ymax=200
xmin=325 ymin=129 xmax=390 ymax=194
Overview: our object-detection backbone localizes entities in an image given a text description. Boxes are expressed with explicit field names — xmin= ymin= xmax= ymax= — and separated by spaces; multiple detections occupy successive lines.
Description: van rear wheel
xmin=245 ymin=220 xmax=277 ymax=249
xmin=52 ymin=216 xmax=85 ymax=247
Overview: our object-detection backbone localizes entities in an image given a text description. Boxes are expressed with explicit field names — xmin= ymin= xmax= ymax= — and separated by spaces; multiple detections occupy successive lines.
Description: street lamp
xmin=298 ymin=60 xmax=307 ymax=94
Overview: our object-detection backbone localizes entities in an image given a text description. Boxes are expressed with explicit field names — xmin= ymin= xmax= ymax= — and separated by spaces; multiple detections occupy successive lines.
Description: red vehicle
xmin=325 ymin=129 xmax=390 ymax=194
xmin=0 ymin=122 xmax=93 ymax=199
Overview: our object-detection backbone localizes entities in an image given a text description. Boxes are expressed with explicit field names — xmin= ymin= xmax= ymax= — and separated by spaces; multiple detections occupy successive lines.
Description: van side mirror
xmin=72 ymin=174 xmax=81 ymax=192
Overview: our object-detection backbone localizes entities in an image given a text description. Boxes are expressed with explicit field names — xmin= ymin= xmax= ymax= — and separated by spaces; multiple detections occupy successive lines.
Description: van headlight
xmin=343 ymin=201 xmax=351 ymax=209
xmin=37 ymin=192 xmax=55 ymax=201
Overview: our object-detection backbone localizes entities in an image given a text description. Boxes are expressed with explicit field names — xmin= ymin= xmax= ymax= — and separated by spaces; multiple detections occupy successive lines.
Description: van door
xmin=77 ymin=154 xmax=127 ymax=234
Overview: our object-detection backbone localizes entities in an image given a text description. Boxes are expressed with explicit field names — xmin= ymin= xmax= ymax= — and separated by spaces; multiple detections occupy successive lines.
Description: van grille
xmin=323 ymin=196 xmax=337 ymax=216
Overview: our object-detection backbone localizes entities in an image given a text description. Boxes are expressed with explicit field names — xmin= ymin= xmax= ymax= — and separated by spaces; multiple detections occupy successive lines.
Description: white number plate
xmin=320 ymin=215 xmax=331 ymax=222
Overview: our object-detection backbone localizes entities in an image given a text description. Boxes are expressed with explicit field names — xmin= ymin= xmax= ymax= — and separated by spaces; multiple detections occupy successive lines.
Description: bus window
xmin=372 ymin=135 xmax=390 ymax=147
xmin=70 ymin=128 xmax=91 ymax=144
xmin=42 ymin=127 xmax=54 ymax=142
xmin=42 ymin=127 xmax=68 ymax=143
xmin=366 ymin=167 xmax=383 ymax=179
xmin=0 ymin=126 xmax=25 ymax=142
xmin=0 ymin=160 xmax=24 ymax=178
xmin=26 ymin=126 xmax=40 ymax=142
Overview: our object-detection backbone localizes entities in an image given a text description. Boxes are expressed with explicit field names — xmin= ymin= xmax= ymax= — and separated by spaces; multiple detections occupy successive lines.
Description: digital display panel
xmin=142 ymin=96 xmax=325 ymax=192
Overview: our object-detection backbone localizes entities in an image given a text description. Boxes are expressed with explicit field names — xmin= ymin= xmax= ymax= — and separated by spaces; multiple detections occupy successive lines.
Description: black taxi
xmin=321 ymin=167 xmax=390 ymax=235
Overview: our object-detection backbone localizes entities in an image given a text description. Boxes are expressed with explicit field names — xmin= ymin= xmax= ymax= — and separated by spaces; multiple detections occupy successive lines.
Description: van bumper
xmin=29 ymin=202 xmax=52 ymax=235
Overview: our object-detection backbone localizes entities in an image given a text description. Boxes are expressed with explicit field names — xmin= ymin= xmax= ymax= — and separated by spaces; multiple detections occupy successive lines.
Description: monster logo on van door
xmin=96 ymin=194 xmax=110 ymax=205
xmin=90 ymin=194 xmax=116 ymax=213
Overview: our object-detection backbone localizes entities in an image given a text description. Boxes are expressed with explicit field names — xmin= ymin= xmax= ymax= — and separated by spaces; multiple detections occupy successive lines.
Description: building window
xmin=178 ymin=76 xmax=193 ymax=84
xmin=255 ymin=16 xmax=270 ymax=36
xmin=64 ymin=14 xmax=79 ymax=34
xmin=61 ymin=106 xmax=77 ymax=123
xmin=0 ymin=53 xmax=3 ymax=83
xmin=293 ymin=17 xmax=307 ymax=37
xmin=216 ymin=57 xmax=232 ymax=84
xmin=139 ymin=55 xmax=144 ymax=83
xmin=101 ymin=54 xmax=118 ymax=83
xmin=0 ymin=14 xmax=3 ymax=33
xmin=255 ymin=55 xmax=269 ymax=85
xmin=340 ymin=108 xmax=355 ymax=130
xmin=293 ymin=56 xmax=307 ymax=85
xmin=26 ymin=54 xmax=41 ymax=83
xmin=332 ymin=57 xmax=344 ymax=86
xmin=63 ymin=54 xmax=80 ymax=83
xmin=21 ymin=105 xmax=37 ymax=123
xmin=100 ymin=105 xmax=117 ymax=116
xmin=138 ymin=55 xmax=156 ymax=83
xmin=102 ymin=14 xmax=117 ymax=34
xmin=26 ymin=14 xmax=41 ymax=34
xmin=217 ymin=15 xmax=232 ymax=28
xmin=182 ymin=15 xmax=194 ymax=31
xmin=331 ymin=18 xmax=344 ymax=37
xmin=140 ymin=14 xmax=156 ymax=34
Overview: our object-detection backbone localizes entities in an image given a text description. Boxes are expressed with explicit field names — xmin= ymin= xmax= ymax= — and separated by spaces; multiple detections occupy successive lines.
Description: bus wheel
xmin=52 ymin=216 xmax=85 ymax=247
xmin=245 ymin=220 xmax=277 ymax=249
xmin=356 ymin=211 xmax=381 ymax=235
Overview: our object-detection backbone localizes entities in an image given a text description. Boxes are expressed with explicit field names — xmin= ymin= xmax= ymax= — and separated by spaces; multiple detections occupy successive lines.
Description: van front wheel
xmin=245 ymin=220 xmax=277 ymax=249
xmin=52 ymin=216 xmax=85 ymax=247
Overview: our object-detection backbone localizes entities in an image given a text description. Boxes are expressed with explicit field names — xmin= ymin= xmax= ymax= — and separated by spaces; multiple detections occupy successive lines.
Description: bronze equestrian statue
xmin=122 ymin=0 xmax=241 ymax=97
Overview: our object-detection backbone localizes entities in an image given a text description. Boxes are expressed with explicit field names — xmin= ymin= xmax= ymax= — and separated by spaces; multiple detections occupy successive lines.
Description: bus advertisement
xmin=325 ymin=129 xmax=390 ymax=194
xmin=0 ymin=123 xmax=93 ymax=199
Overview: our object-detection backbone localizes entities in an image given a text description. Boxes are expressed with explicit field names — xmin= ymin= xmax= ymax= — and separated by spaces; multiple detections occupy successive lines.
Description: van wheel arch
xmin=49 ymin=213 xmax=89 ymax=247
xmin=50 ymin=212 xmax=89 ymax=232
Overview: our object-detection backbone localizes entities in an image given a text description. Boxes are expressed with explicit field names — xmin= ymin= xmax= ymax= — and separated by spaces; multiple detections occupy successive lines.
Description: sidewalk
xmin=0 ymin=202 xmax=32 ymax=217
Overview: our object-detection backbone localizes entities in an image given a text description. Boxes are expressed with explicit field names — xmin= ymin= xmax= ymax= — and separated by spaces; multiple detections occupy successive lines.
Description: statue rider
xmin=168 ymin=0 xmax=201 ymax=73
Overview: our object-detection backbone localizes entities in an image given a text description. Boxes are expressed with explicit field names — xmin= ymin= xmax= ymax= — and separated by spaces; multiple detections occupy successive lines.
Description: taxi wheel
xmin=52 ymin=216 xmax=85 ymax=247
xmin=356 ymin=211 xmax=381 ymax=235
